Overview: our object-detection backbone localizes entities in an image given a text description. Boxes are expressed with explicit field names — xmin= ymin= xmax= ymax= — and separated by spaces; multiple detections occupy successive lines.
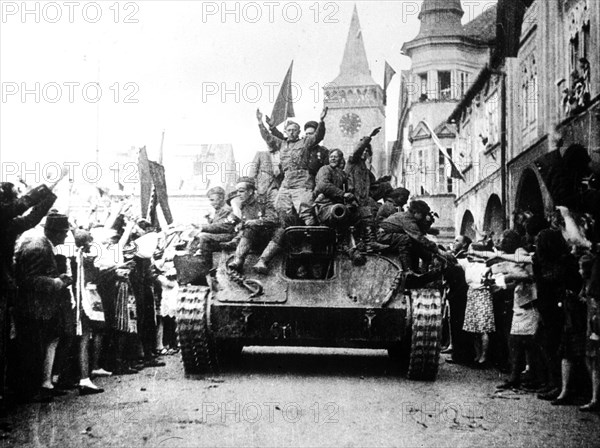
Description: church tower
xmin=322 ymin=5 xmax=386 ymax=176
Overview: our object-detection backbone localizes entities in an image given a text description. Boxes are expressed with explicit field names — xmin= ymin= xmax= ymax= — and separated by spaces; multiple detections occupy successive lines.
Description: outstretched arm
xmin=266 ymin=115 xmax=286 ymax=140
xmin=304 ymin=106 xmax=328 ymax=148
xmin=257 ymin=109 xmax=283 ymax=151
xmin=11 ymin=194 xmax=57 ymax=234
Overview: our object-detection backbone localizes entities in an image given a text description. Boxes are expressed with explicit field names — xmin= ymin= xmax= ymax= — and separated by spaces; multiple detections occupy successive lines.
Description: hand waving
xmin=320 ymin=106 xmax=329 ymax=121
xmin=370 ymin=127 xmax=382 ymax=138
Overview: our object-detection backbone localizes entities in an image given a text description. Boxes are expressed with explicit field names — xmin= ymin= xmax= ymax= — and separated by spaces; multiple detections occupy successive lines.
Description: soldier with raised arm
xmin=345 ymin=127 xmax=388 ymax=252
xmin=256 ymin=106 xmax=328 ymax=226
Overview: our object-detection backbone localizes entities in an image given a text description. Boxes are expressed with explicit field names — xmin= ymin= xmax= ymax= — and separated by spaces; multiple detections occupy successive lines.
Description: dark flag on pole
xmin=138 ymin=146 xmax=153 ymax=217
xmin=149 ymin=160 xmax=174 ymax=225
xmin=138 ymin=146 xmax=174 ymax=225
xmin=270 ymin=60 xmax=295 ymax=127
xmin=383 ymin=61 xmax=396 ymax=106
xmin=496 ymin=0 xmax=534 ymax=59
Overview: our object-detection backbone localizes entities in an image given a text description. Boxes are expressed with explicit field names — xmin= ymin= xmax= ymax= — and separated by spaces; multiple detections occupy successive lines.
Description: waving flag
xmin=422 ymin=121 xmax=466 ymax=182
xmin=270 ymin=60 xmax=295 ymax=127
xmin=383 ymin=61 xmax=396 ymax=106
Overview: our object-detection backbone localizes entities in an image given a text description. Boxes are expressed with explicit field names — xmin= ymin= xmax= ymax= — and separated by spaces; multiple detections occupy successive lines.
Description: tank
xmin=174 ymin=226 xmax=446 ymax=381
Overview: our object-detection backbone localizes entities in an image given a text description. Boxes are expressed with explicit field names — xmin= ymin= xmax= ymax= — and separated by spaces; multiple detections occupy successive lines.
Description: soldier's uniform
xmin=376 ymin=200 xmax=399 ymax=223
xmin=344 ymin=136 xmax=388 ymax=251
xmin=191 ymin=204 xmax=238 ymax=257
xmin=378 ymin=209 xmax=438 ymax=271
xmin=269 ymin=122 xmax=329 ymax=179
xmin=259 ymin=120 xmax=326 ymax=226
xmin=376 ymin=188 xmax=410 ymax=222
xmin=314 ymin=164 xmax=354 ymax=227
xmin=229 ymin=193 xmax=282 ymax=273
xmin=248 ymin=149 xmax=282 ymax=208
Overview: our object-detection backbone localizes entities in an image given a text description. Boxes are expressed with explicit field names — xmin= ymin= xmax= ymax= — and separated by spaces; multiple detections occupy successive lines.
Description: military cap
xmin=408 ymin=200 xmax=430 ymax=216
xmin=387 ymin=187 xmax=410 ymax=203
xmin=304 ymin=121 xmax=318 ymax=131
xmin=207 ymin=186 xmax=226 ymax=197
xmin=236 ymin=177 xmax=256 ymax=190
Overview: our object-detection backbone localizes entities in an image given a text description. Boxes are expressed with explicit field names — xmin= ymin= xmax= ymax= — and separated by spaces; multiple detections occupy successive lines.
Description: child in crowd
xmin=494 ymin=254 xmax=543 ymax=390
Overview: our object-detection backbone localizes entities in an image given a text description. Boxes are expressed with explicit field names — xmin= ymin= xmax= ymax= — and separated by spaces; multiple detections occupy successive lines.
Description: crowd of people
xmin=442 ymin=142 xmax=600 ymax=413
xmin=0 ymin=169 xmax=183 ymax=408
xmin=0 ymin=105 xmax=598 ymax=421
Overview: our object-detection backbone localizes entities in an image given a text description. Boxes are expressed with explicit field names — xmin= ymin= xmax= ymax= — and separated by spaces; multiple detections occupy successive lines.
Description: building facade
xmin=450 ymin=0 xmax=600 ymax=242
xmin=390 ymin=0 xmax=496 ymax=241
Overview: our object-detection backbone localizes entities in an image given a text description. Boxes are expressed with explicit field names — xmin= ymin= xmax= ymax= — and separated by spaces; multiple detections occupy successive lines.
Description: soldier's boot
xmin=398 ymin=251 xmax=415 ymax=274
xmin=300 ymin=208 xmax=318 ymax=227
xmin=253 ymin=241 xmax=281 ymax=274
xmin=194 ymin=249 xmax=213 ymax=272
xmin=227 ymin=238 xmax=251 ymax=272
xmin=363 ymin=225 xmax=389 ymax=253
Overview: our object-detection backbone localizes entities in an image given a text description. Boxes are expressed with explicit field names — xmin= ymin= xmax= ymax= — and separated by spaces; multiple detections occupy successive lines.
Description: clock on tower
xmin=339 ymin=112 xmax=362 ymax=136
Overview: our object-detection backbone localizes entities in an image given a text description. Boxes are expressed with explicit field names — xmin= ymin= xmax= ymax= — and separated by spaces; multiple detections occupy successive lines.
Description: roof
xmin=331 ymin=5 xmax=377 ymax=86
xmin=463 ymin=5 xmax=498 ymax=45
xmin=419 ymin=0 xmax=464 ymax=20
xmin=406 ymin=2 xmax=497 ymax=47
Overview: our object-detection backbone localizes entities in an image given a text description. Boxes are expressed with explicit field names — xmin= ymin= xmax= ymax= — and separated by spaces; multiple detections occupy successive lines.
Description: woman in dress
xmin=460 ymin=256 xmax=495 ymax=367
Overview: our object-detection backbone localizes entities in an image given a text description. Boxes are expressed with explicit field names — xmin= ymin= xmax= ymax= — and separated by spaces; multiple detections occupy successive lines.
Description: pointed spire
xmin=332 ymin=5 xmax=376 ymax=86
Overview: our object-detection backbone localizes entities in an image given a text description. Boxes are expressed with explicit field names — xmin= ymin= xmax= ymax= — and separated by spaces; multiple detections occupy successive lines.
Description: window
xmin=459 ymin=72 xmax=470 ymax=97
xmin=521 ymin=53 xmax=538 ymax=145
xmin=566 ymin=0 xmax=592 ymax=101
xmin=570 ymin=32 xmax=580 ymax=75
xmin=486 ymin=91 xmax=500 ymax=145
xmin=437 ymin=148 xmax=454 ymax=193
xmin=418 ymin=73 xmax=428 ymax=100
xmin=438 ymin=71 xmax=452 ymax=100
xmin=438 ymin=150 xmax=445 ymax=189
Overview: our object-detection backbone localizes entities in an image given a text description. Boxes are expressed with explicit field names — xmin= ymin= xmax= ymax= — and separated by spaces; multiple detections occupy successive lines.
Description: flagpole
xmin=159 ymin=129 xmax=165 ymax=165
xmin=422 ymin=120 xmax=466 ymax=182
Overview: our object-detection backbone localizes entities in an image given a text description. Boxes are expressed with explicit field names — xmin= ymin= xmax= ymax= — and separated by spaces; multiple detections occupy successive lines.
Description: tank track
xmin=176 ymin=285 xmax=218 ymax=374
xmin=407 ymin=289 xmax=443 ymax=381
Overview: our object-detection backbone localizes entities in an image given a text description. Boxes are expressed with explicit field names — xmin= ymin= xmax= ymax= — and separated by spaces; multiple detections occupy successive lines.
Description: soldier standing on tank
xmin=227 ymin=178 xmax=282 ymax=274
xmin=345 ymin=127 xmax=388 ymax=252
xmin=256 ymin=107 xmax=328 ymax=226
xmin=265 ymin=117 xmax=330 ymax=180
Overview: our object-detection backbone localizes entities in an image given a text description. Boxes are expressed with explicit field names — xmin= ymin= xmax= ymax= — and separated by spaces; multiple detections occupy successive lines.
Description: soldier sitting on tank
xmin=227 ymin=177 xmax=282 ymax=274
xmin=376 ymin=187 xmax=411 ymax=223
xmin=378 ymin=200 xmax=450 ymax=272
xmin=190 ymin=187 xmax=239 ymax=257
xmin=313 ymin=149 xmax=357 ymax=228
xmin=345 ymin=127 xmax=389 ymax=252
